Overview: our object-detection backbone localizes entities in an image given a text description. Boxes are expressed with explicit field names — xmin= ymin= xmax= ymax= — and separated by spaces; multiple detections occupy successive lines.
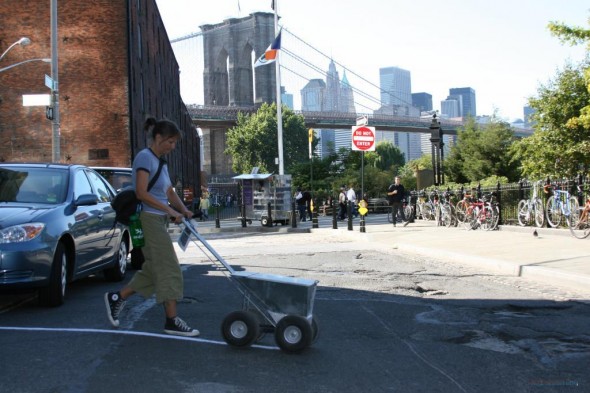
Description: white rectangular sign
xmin=45 ymin=74 xmax=54 ymax=90
xmin=356 ymin=115 xmax=368 ymax=126
xmin=22 ymin=94 xmax=51 ymax=107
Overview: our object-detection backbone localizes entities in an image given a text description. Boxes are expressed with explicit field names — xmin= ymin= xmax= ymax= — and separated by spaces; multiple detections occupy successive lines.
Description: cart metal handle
xmin=180 ymin=218 xmax=236 ymax=274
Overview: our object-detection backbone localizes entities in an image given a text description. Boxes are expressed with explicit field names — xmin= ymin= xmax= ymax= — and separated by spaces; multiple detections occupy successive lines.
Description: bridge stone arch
xmin=201 ymin=12 xmax=276 ymax=107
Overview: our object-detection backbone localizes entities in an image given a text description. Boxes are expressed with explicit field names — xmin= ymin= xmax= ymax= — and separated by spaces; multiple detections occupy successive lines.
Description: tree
xmin=225 ymin=103 xmax=308 ymax=174
xmin=446 ymin=117 xmax=521 ymax=183
xmin=511 ymin=60 xmax=590 ymax=178
xmin=548 ymin=17 xmax=590 ymax=130
xmin=289 ymin=151 xmax=341 ymax=201
xmin=372 ymin=140 xmax=405 ymax=171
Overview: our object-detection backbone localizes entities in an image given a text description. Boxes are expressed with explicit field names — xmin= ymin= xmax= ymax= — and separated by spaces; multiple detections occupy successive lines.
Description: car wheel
xmin=39 ymin=242 xmax=67 ymax=307
xmin=105 ymin=238 xmax=128 ymax=281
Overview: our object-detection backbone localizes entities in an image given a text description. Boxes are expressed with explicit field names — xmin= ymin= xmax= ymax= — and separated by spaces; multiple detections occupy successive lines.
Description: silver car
xmin=0 ymin=163 xmax=130 ymax=306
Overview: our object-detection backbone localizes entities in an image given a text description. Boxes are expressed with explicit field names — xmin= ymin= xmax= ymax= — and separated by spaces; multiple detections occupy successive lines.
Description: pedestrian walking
xmin=295 ymin=187 xmax=307 ymax=221
xmin=104 ymin=117 xmax=199 ymax=337
xmin=338 ymin=185 xmax=347 ymax=220
xmin=199 ymin=193 xmax=210 ymax=220
xmin=346 ymin=184 xmax=358 ymax=218
xmin=303 ymin=188 xmax=312 ymax=220
xmin=387 ymin=176 xmax=409 ymax=227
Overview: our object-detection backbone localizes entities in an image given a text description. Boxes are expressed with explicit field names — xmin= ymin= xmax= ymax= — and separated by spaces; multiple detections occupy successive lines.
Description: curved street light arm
xmin=0 ymin=58 xmax=51 ymax=74
xmin=0 ymin=37 xmax=31 ymax=62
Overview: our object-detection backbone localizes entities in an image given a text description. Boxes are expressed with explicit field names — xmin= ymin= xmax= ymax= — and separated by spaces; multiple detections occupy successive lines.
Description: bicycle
xmin=568 ymin=184 xmax=590 ymax=239
xmin=463 ymin=195 xmax=495 ymax=230
xmin=484 ymin=192 xmax=500 ymax=230
xmin=439 ymin=190 xmax=457 ymax=228
xmin=387 ymin=198 xmax=409 ymax=224
xmin=545 ymin=183 xmax=578 ymax=228
xmin=517 ymin=180 xmax=545 ymax=228
xmin=417 ymin=191 xmax=435 ymax=221
xmin=455 ymin=191 xmax=475 ymax=224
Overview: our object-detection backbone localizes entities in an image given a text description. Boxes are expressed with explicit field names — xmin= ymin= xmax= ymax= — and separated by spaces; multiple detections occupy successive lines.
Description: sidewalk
xmin=316 ymin=220 xmax=590 ymax=296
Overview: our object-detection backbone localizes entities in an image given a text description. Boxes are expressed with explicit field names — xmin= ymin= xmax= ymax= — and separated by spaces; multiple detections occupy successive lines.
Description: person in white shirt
xmin=346 ymin=185 xmax=358 ymax=218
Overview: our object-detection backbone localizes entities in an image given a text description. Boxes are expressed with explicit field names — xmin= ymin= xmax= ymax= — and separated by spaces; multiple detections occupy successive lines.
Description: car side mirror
xmin=75 ymin=193 xmax=99 ymax=206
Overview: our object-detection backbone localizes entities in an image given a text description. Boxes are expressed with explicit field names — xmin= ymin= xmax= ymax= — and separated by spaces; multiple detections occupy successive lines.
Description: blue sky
xmin=156 ymin=0 xmax=589 ymax=121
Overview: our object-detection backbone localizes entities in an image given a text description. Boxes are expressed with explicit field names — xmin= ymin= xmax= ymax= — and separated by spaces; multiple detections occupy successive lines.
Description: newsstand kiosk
xmin=233 ymin=173 xmax=292 ymax=226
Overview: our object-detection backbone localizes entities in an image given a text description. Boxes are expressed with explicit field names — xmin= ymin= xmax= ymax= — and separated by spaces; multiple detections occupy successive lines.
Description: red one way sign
xmin=351 ymin=126 xmax=376 ymax=151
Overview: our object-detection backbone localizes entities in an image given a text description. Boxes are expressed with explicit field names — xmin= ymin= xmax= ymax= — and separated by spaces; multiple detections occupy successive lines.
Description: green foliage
xmin=225 ymin=103 xmax=308 ymax=174
xmin=547 ymin=18 xmax=590 ymax=131
xmin=289 ymin=152 xmax=341 ymax=201
xmin=373 ymin=141 xmax=405 ymax=171
xmin=445 ymin=117 xmax=521 ymax=183
xmin=511 ymin=60 xmax=590 ymax=178
xmin=405 ymin=154 xmax=433 ymax=172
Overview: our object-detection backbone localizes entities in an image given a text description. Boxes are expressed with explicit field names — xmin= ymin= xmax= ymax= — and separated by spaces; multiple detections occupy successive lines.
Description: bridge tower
xmin=201 ymin=12 xmax=276 ymax=107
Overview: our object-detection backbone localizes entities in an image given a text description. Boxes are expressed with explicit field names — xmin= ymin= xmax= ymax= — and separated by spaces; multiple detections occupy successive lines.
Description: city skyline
xmin=156 ymin=0 xmax=588 ymax=121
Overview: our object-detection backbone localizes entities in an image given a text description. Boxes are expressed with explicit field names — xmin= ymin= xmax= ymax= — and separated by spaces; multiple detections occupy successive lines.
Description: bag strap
xmin=147 ymin=159 xmax=165 ymax=192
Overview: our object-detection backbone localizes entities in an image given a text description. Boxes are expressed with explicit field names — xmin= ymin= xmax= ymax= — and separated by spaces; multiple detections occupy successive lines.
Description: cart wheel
xmin=221 ymin=311 xmax=260 ymax=348
xmin=247 ymin=220 xmax=252 ymax=225
xmin=274 ymin=315 xmax=312 ymax=353
xmin=311 ymin=317 xmax=320 ymax=344
xmin=261 ymin=217 xmax=269 ymax=226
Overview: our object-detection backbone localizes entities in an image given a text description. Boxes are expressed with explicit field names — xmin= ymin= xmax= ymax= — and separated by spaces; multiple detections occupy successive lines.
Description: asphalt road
xmin=0 ymin=225 xmax=588 ymax=393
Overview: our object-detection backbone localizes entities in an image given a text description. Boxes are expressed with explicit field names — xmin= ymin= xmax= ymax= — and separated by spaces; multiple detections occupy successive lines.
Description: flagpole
xmin=274 ymin=0 xmax=284 ymax=175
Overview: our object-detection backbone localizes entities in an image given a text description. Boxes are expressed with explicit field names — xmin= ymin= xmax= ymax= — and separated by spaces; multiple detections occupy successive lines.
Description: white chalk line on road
xmin=0 ymin=326 xmax=278 ymax=351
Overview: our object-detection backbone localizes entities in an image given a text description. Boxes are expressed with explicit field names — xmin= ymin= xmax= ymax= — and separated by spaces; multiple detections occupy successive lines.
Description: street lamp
xmin=0 ymin=37 xmax=31 ymax=62
xmin=0 ymin=58 xmax=50 ymax=73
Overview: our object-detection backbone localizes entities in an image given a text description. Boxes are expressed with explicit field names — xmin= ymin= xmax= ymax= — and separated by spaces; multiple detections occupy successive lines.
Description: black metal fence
xmin=193 ymin=175 xmax=590 ymax=228
xmin=411 ymin=175 xmax=589 ymax=227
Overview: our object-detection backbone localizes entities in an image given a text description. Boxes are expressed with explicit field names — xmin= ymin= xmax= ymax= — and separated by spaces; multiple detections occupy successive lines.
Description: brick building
xmin=0 ymin=0 xmax=201 ymax=194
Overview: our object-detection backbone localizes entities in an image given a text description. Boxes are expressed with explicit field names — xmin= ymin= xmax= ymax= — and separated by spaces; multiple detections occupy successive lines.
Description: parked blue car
xmin=0 ymin=163 xmax=130 ymax=306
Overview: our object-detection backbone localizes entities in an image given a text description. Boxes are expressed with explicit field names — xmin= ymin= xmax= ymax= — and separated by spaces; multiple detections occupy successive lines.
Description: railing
xmin=409 ymin=175 xmax=590 ymax=228
xmin=186 ymin=104 xmax=466 ymax=133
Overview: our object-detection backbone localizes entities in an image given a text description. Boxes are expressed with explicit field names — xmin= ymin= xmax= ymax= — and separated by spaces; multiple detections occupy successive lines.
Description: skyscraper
xmin=379 ymin=66 xmax=412 ymax=107
xmin=301 ymin=79 xmax=326 ymax=111
xmin=339 ymin=71 xmax=356 ymax=113
xmin=524 ymin=106 xmax=535 ymax=128
xmin=441 ymin=97 xmax=461 ymax=118
xmin=449 ymin=87 xmax=476 ymax=118
xmin=323 ymin=60 xmax=341 ymax=112
xmin=300 ymin=61 xmax=356 ymax=158
xmin=412 ymin=92 xmax=433 ymax=112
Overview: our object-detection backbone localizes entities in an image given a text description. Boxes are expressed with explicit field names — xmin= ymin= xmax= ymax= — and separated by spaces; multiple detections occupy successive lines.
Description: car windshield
xmin=0 ymin=167 xmax=68 ymax=204
xmin=94 ymin=169 xmax=132 ymax=192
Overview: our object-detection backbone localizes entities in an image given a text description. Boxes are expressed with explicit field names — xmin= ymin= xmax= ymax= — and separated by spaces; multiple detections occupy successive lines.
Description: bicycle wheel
xmin=546 ymin=196 xmax=562 ymax=228
xmin=569 ymin=207 xmax=590 ymax=239
xmin=455 ymin=200 xmax=468 ymax=223
xmin=533 ymin=198 xmax=545 ymax=228
xmin=517 ymin=200 xmax=528 ymax=226
xmin=404 ymin=204 xmax=412 ymax=220
xmin=481 ymin=205 xmax=495 ymax=231
xmin=449 ymin=203 xmax=458 ymax=227
xmin=422 ymin=203 xmax=434 ymax=220
xmin=463 ymin=207 xmax=476 ymax=230
xmin=415 ymin=203 xmax=422 ymax=220
xmin=387 ymin=208 xmax=393 ymax=223
xmin=441 ymin=205 xmax=452 ymax=228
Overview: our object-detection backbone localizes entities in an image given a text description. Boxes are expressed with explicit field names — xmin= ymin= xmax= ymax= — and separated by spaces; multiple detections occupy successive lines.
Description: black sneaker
xmin=105 ymin=292 xmax=125 ymax=328
xmin=403 ymin=220 xmax=410 ymax=227
xmin=164 ymin=317 xmax=200 ymax=337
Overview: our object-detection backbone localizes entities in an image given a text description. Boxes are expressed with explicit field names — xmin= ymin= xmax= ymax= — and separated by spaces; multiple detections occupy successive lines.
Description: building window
xmin=88 ymin=149 xmax=109 ymax=160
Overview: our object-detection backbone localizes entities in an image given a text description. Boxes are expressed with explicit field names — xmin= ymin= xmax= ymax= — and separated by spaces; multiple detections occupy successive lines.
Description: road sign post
xmin=351 ymin=126 xmax=376 ymax=152
xmin=351 ymin=126 xmax=375 ymax=229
